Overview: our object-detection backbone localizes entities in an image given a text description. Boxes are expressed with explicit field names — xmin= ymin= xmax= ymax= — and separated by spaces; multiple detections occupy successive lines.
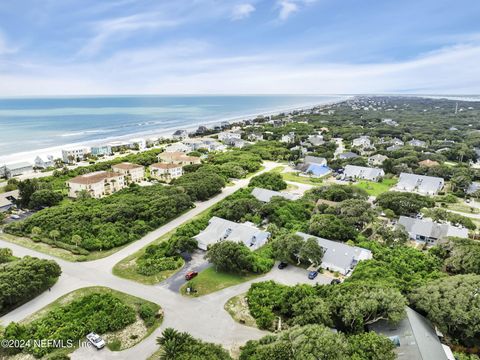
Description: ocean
xmin=0 ymin=95 xmax=343 ymax=164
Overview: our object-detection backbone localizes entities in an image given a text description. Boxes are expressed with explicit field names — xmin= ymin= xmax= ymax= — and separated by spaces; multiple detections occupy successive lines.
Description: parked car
xmin=185 ymin=271 xmax=198 ymax=280
xmin=9 ymin=214 xmax=20 ymax=220
xmin=308 ymin=271 xmax=318 ymax=280
xmin=278 ymin=262 xmax=288 ymax=269
xmin=330 ymin=279 xmax=341 ymax=285
xmin=86 ymin=332 xmax=105 ymax=350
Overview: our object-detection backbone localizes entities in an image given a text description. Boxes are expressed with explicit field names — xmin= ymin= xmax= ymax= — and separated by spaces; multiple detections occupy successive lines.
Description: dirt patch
xmin=104 ymin=314 xmax=148 ymax=351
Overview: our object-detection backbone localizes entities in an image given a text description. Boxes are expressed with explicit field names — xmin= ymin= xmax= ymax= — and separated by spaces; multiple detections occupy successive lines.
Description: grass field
xmin=281 ymin=171 xmax=325 ymax=186
xmin=18 ymin=286 xmax=162 ymax=356
xmin=354 ymin=178 xmax=397 ymax=196
xmin=180 ymin=267 xmax=260 ymax=297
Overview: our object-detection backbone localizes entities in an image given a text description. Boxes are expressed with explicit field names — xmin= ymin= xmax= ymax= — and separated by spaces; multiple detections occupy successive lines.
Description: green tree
xmin=71 ymin=235 xmax=82 ymax=247
xmin=299 ymin=237 xmax=324 ymax=267
xmin=271 ymin=233 xmax=304 ymax=264
xmin=347 ymin=332 xmax=396 ymax=360
xmin=309 ymin=214 xmax=358 ymax=242
xmin=205 ymin=241 xmax=255 ymax=274
xmin=28 ymin=189 xmax=63 ymax=209
xmin=291 ymin=297 xmax=332 ymax=327
xmin=375 ymin=192 xmax=435 ymax=216
xmin=49 ymin=230 xmax=60 ymax=241
xmin=249 ymin=172 xmax=287 ymax=191
xmin=409 ymin=274 xmax=480 ymax=345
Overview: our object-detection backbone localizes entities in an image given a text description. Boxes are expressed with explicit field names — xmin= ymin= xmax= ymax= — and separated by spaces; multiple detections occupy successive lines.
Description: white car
xmin=86 ymin=332 xmax=105 ymax=350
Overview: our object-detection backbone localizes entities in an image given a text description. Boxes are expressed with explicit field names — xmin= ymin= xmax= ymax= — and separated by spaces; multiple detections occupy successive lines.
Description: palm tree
xmin=49 ymin=230 xmax=60 ymax=241
xmin=72 ymin=234 xmax=82 ymax=247
xmin=31 ymin=226 xmax=42 ymax=238
xmin=156 ymin=328 xmax=190 ymax=360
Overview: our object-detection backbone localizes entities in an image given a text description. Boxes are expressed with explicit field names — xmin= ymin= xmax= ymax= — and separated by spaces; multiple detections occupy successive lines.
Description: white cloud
xmin=278 ymin=0 xmax=298 ymax=20
xmin=78 ymin=13 xmax=180 ymax=57
xmin=231 ymin=3 xmax=255 ymax=20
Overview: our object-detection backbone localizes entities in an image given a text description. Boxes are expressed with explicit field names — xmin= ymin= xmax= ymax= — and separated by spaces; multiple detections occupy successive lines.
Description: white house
xmin=296 ymin=232 xmax=373 ymax=275
xmin=352 ymin=136 xmax=371 ymax=148
xmin=62 ymin=148 xmax=89 ymax=163
xmin=112 ymin=162 xmax=145 ymax=183
xmin=218 ymin=131 xmax=242 ymax=142
xmin=368 ymin=154 xmax=388 ymax=166
xmin=280 ymin=132 xmax=296 ymax=144
xmin=0 ymin=162 xmax=34 ymax=178
xmin=396 ymin=173 xmax=444 ymax=195
xmin=164 ymin=143 xmax=192 ymax=153
xmin=150 ymin=163 xmax=183 ymax=182
xmin=90 ymin=145 xmax=113 ymax=156
xmin=67 ymin=171 xmax=125 ymax=198
xmin=34 ymin=155 xmax=54 ymax=169
xmin=343 ymin=165 xmax=385 ymax=182
xmin=194 ymin=216 xmax=270 ymax=251
xmin=248 ymin=133 xmax=264 ymax=142
xmin=398 ymin=216 xmax=469 ymax=245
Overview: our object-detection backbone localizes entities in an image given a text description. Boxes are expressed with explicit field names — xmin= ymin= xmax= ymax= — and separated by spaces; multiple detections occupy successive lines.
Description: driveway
xmin=159 ymin=251 xmax=211 ymax=293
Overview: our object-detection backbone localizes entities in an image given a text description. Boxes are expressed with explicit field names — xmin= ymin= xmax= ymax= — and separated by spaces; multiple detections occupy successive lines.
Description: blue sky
xmin=0 ymin=0 xmax=479 ymax=95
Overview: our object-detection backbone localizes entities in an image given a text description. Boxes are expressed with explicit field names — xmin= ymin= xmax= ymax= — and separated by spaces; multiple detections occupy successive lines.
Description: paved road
xmin=0 ymin=161 xmax=326 ymax=359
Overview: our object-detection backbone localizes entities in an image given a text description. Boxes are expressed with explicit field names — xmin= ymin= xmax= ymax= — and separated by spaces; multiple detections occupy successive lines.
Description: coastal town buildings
xmin=0 ymin=162 xmax=34 ymax=178
xmin=62 ymin=148 xmax=89 ymax=163
xmin=150 ymin=163 xmax=183 ymax=182
xmin=67 ymin=171 xmax=125 ymax=198
xmin=111 ymin=162 xmax=145 ymax=183
xmin=157 ymin=152 xmax=201 ymax=165
xmin=343 ymin=165 xmax=384 ymax=182
xmin=218 ymin=130 xmax=242 ymax=142
xmin=91 ymin=145 xmax=113 ymax=156
xmin=34 ymin=155 xmax=54 ymax=169
xmin=398 ymin=216 xmax=468 ymax=245
xmin=368 ymin=154 xmax=388 ymax=166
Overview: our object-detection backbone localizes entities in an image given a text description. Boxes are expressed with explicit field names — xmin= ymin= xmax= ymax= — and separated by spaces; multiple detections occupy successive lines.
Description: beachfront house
xmin=34 ymin=155 xmax=54 ymax=169
xmin=67 ymin=171 xmax=125 ymax=198
xmin=112 ymin=162 xmax=145 ymax=183
xmin=0 ymin=162 xmax=34 ymax=179
xmin=369 ymin=307 xmax=454 ymax=360
xmin=218 ymin=130 xmax=242 ymax=142
xmin=62 ymin=148 xmax=89 ymax=163
xmin=296 ymin=232 xmax=373 ymax=275
xmin=368 ymin=154 xmax=388 ymax=166
xmin=91 ymin=145 xmax=112 ymax=156
xmin=172 ymin=129 xmax=189 ymax=141
xmin=150 ymin=163 xmax=183 ymax=182
xmin=164 ymin=143 xmax=192 ymax=153
xmin=397 ymin=216 xmax=468 ymax=245
xmin=251 ymin=187 xmax=299 ymax=203
xmin=395 ymin=173 xmax=444 ymax=195
xmin=343 ymin=165 xmax=384 ymax=182
xmin=194 ymin=216 xmax=270 ymax=251
xmin=158 ymin=151 xmax=201 ymax=165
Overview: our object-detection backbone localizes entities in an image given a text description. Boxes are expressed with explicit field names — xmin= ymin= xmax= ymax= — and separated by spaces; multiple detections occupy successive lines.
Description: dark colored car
xmin=185 ymin=271 xmax=198 ymax=280
xmin=278 ymin=262 xmax=288 ymax=269
xmin=330 ymin=279 xmax=341 ymax=285
xmin=308 ymin=271 xmax=318 ymax=280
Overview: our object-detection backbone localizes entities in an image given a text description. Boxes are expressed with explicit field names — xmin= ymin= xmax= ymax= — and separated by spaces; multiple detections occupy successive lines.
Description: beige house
xmin=150 ymin=163 xmax=183 ymax=182
xmin=67 ymin=171 xmax=125 ymax=198
xmin=112 ymin=162 xmax=145 ymax=183
xmin=157 ymin=152 xmax=201 ymax=165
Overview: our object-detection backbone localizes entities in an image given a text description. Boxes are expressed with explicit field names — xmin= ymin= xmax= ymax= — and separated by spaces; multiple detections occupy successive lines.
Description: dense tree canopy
xmin=375 ymin=191 xmax=435 ymax=216
xmin=249 ymin=172 xmax=287 ymax=191
xmin=309 ymin=214 xmax=358 ymax=242
xmin=305 ymin=184 xmax=368 ymax=203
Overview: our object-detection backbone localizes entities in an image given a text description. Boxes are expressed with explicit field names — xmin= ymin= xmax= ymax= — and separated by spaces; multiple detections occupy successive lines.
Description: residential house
xmin=164 ymin=143 xmax=192 ymax=153
xmin=390 ymin=138 xmax=404 ymax=146
xmin=251 ymin=187 xmax=299 ymax=203
xmin=396 ymin=173 xmax=444 ymax=195
xmin=158 ymin=152 xmax=201 ymax=165
xmin=343 ymin=165 xmax=385 ymax=182
xmin=62 ymin=148 xmax=88 ymax=163
xmin=291 ymin=145 xmax=308 ymax=156
xmin=408 ymin=139 xmax=427 ymax=148
xmin=307 ymin=134 xmax=324 ymax=146
xmin=150 ymin=163 xmax=183 ymax=182
xmin=369 ymin=307 xmax=454 ymax=360
xmin=304 ymin=156 xmax=327 ymax=166
xmin=172 ymin=129 xmax=188 ymax=140
xmin=248 ymin=133 xmax=264 ymax=142
xmin=67 ymin=171 xmax=125 ymax=198
xmin=397 ymin=216 xmax=468 ymax=245
xmin=368 ymin=154 xmax=388 ymax=166
xmin=387 ymin=144 xmax=404 ymax=152
xmin=0 ymin=162 xmax=34 ymax=179
xmin=296 ymin=232 xmax=373 ymax=275
xmin=418 ymin=159 xmax=439 ymax=168
xmin=0 ymin=190 xmax=19 ymax=212
xmin=218 ymin=130 xmax=242 ymax=142
xmin=112 ymin=162 xmax=145 ymax=183
xmin=34 ymin=155 xmax=54 ymax=169
xmin=338 ymin=152 xmax=359 ymax=160
xmin=382 ymin=118 xmax=399 ymax=126
xmin=280 ymin=132 xmax=296 ymax=144
xmin=225 ymin=137 xmax=246 ymax=148
xmin=298 ymin=156 xmax=331 ymax=177
xmin=352 ymin=136 xmax=371 ymax=148
xmin=194 ymin=216 xmax=270 ymax=251
xmin=91 ymin=145 xmax=112 ymax=156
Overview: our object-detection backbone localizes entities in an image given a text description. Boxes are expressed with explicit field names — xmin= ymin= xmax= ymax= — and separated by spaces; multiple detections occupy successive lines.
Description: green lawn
xmin=354 ymin=178 xmax=397 ymax=196
xmin=18 ymin=286 xmax=162 ymax=356
xmin=281 ymin=171 xmax=325 ymax=186
xmin=180 ymin=267 xmax=260 ymax=297
xmin=112 ymin=228 xmax=184 ymax=285
xmin=446 ymin=202 xmax=480 ymax=214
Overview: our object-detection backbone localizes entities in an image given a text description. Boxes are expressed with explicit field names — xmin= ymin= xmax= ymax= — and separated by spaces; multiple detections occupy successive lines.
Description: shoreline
xmin=0 ymin=96 xmax=350 ymax=165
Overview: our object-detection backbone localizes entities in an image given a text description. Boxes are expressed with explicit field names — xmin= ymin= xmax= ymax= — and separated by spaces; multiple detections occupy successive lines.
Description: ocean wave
xmin=59 ymin=129 xmax=114 ymax=137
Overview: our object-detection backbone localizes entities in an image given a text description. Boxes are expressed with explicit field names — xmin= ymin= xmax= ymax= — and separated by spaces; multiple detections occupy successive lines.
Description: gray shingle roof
xmin=296 ymin=232 xmax=372 ymax=275
xmin=398 ymin=216 xmax=468 ymax=240
xmin=369 ymin=307 xmax=450 ymax=360
xmin=343 ymin=165 xmax=384 ymax=181
xmin=251 ymin=188 xmax=299 ymax=203
xmin=396 ymin=173 xmax=444 ymax=195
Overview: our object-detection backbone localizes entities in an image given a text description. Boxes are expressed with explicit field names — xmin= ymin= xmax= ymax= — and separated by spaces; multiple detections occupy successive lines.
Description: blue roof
xmin=306 ymin=164 xmax=331 ymax=176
